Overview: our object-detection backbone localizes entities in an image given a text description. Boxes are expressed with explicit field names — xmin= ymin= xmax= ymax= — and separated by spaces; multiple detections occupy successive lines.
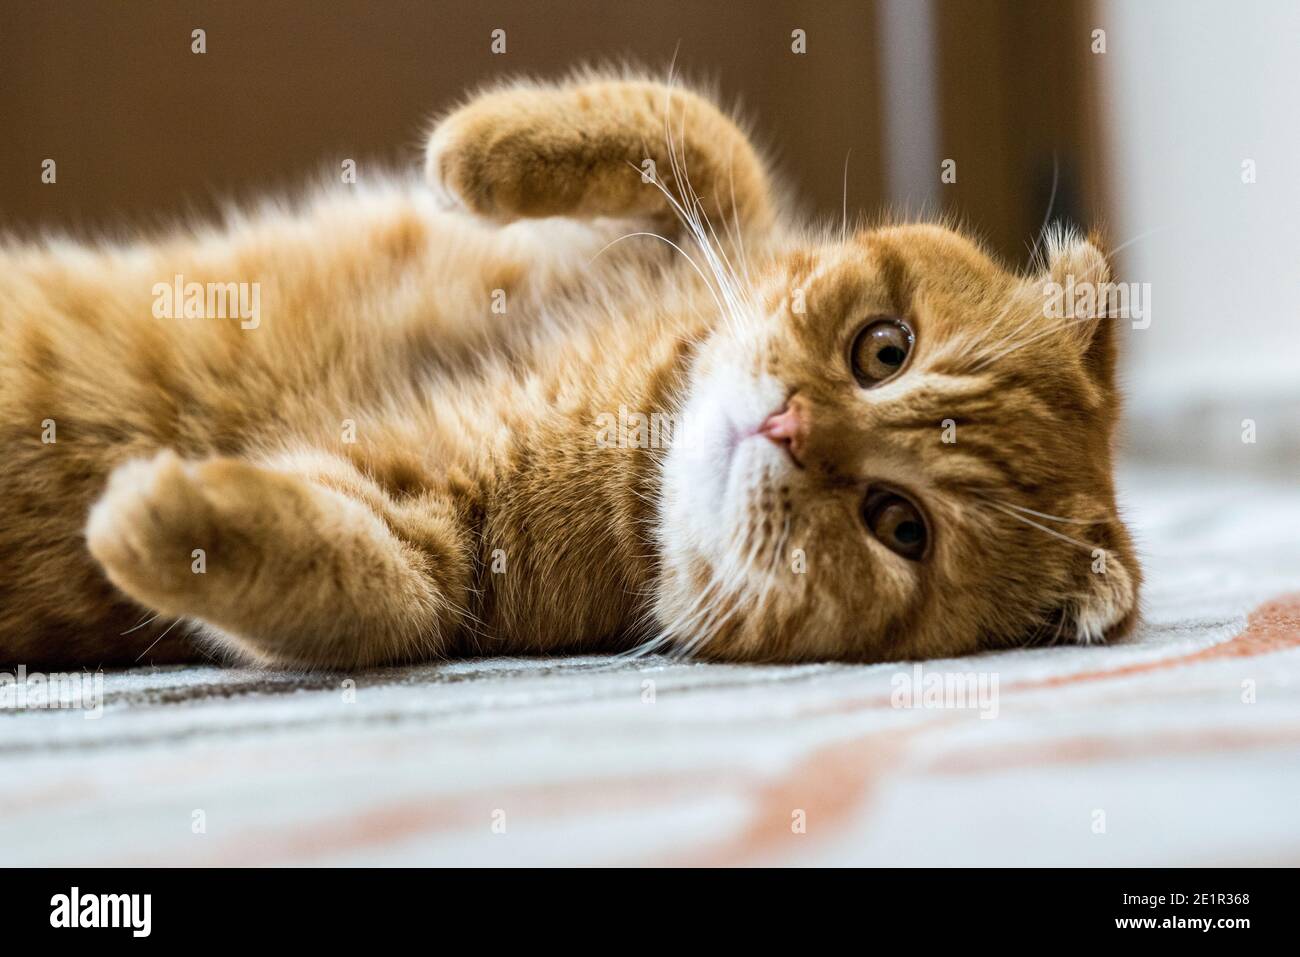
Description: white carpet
xmin=2 ymin=463 xmax=1298 ymax=866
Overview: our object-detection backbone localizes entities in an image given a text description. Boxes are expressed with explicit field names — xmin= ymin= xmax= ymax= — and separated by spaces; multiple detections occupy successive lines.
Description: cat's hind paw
xmin=85 ymin=451 xmax=289 ymax=624
xmin=87 ymin=451 xmax=216 ymax=613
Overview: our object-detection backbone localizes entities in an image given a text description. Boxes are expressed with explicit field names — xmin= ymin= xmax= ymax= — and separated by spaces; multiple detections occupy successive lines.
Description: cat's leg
xmin=85 ymin=449 xmax=471 ymax=669
xmin=426 ymin=76 xmax=775 ymax=235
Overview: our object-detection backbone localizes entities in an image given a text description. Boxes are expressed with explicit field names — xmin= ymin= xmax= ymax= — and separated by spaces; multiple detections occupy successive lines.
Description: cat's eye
xmin=850 ymin=317 xmax=914 ymax=386
xmin=862 ymin=488 xmax=929 ymax=560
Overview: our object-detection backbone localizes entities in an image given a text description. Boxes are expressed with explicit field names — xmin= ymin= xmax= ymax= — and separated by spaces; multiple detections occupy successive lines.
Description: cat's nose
xmin=758 ymin=396 xmax=807 ymax=467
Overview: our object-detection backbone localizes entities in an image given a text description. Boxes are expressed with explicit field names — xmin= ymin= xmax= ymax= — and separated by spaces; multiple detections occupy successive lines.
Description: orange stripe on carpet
xmin=1012 ymin=591 xmax=1300 ymax=691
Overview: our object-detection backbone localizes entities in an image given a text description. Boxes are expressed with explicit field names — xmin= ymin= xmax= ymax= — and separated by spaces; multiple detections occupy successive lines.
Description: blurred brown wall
xmin=934 ymin=0 xmax=1104 ymax=263
xmin=1 ymin=1 xmax=1097 ymax=265
xmin=0 ymin=0 xmax=883 ymax=233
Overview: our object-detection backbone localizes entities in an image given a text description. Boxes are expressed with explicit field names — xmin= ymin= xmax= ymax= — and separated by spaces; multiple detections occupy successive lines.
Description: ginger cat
xmin=0 ymin=73 xmax=1139 ymax=669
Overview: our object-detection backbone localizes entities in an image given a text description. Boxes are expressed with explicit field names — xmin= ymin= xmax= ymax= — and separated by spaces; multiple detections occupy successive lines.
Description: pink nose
xmin=758 ymin=398 xmax=806 ymax=466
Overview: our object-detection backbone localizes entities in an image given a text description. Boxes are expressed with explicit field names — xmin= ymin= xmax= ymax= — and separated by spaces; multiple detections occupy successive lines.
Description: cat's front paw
xmin=422 ymin=80 xmax=774 ymax=232
xmin=424 ymin=87 xmax=644 ymax=223
xmin=424 ymin=106 xmax=525 ymax=220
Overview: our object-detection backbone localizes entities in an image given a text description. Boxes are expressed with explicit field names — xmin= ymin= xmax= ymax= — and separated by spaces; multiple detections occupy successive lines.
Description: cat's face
xmin=656 ymin=223 xmax=1139 ymax=662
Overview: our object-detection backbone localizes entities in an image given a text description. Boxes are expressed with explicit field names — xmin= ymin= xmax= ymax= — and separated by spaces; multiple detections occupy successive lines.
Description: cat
xmin=0 ymin=72 xmax=1140 ymax=669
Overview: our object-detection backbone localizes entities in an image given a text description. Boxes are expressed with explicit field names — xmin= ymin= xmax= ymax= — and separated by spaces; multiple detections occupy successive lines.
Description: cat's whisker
xmin=590 ymin=229 xmax=734 ymax=329
xmin=668 ymin=564 xmax=732 ymax=659
xmin=628 ymin=154 xmax=737 ymax=314
xmin=679 ymin=495 xmax=778 ymax=660
xmin=726 ymin=145 xmax=755 ymax=286
xmin=975 ymin=221 xmax=1089 ymax=361
xmin=660 ymin=155 xmax=749 ymax=329
xmin=967 ymin=275 xmax=1101 ymax=368
xmin=655 ymin=510 xmax=759 ymax=662
xmin=120 ymin=611 xmax=160 ymax=635
xmin=695 ymin=190 xmax=752 ymax=310
xmin=685 ymin=157 xmax=750 ymax=298
xmin=971 ymin=311 xmax=1103 ymax=372
xmin=966 ymin=224 xmax=1095 ymax=364
xmin=1108 ymin=223 xmax=1173 ymax=258
xmin=961 ymin=282 xmax=1043 ymax=361
xmin=1026 ymin=154 xmax=1060 ymax=272
xmin=619 ymin=544 xmax=713 ymax=661
xmin=983 ymin=500 xmax=1102 ymax=553
xmin=440 ymin=592 xmax=492 ymax=654
xmin=766 ymin=511 xmax=791 ymax=581
xmin=133 ymin=615 xmax=182 ymax=663
xmin=994 ymin=500 xmax=1104 ymax=526
xmin=693 ymin=567 xmax=754 ymax=657
xmin=613 ymin=598 xmax=670 ymax=658
xmin=971 ymin=220 xmax=1174 ymax=372
xmin=655 ymin=79 xmax=752 ymax=332
xmin=840 ymin=148 xmax=853 ymax=244
xmin=941 ymin=282 xmax=1031 ymax=367
xmin=687 ymin=569 xmax=751 ymax=660
xmin=1053 ymin=607 xmax=1070 ymax=646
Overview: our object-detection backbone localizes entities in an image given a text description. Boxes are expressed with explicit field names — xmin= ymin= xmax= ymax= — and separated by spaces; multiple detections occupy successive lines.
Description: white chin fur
xmin=658 ymin=344 xmax=785 ymax=569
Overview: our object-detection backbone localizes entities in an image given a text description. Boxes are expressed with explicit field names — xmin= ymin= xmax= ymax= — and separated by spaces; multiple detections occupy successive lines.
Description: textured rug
xmin=2 ymin=463 xmax=1298 ymax=866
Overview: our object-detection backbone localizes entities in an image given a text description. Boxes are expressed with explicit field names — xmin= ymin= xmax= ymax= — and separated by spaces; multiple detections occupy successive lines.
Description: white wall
xmin=1098 ymin=0 xmax=1300 ymax=467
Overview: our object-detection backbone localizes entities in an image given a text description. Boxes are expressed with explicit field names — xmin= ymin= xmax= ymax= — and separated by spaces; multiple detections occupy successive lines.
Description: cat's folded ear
xmin=1039 ymin=230 xmax=1119 ymax=384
